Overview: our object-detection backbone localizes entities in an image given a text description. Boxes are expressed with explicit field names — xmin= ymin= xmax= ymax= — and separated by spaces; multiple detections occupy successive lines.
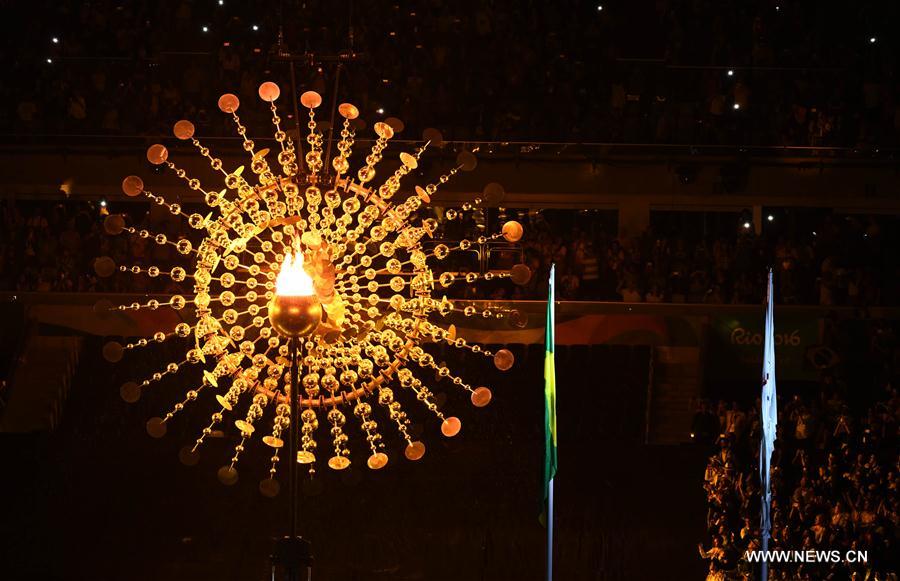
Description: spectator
xmin=2 ymin=1 xmax=899 ymax=147
xmin=699 ymin=355 xmax=900 ymax=580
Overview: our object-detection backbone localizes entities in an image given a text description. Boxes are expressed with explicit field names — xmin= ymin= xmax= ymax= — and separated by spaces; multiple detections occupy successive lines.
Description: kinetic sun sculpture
xmin=101 ymin=82 xmax=529 ymax=494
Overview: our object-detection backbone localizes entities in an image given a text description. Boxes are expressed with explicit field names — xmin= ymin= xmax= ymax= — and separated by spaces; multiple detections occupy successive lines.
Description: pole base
xmin=271 ymin=536 xmax=313 ymax=581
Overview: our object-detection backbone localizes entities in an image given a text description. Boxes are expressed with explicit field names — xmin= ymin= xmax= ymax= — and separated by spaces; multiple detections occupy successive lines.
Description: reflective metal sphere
xmin=268 ymin=294 xmax=323 ymax=338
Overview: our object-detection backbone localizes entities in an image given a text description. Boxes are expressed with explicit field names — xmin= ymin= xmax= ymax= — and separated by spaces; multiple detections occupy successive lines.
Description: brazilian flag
xmin=543 ymin=264 xmax=557 ymax=507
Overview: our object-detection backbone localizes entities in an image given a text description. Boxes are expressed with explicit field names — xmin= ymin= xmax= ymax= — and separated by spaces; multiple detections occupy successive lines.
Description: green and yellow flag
xmin=544 ymin=264 xmax=557 ymax=505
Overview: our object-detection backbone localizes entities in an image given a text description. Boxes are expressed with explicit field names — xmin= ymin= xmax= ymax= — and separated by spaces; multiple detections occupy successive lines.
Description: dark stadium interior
xmin=1 ymin=1 xmax=899 ymax=580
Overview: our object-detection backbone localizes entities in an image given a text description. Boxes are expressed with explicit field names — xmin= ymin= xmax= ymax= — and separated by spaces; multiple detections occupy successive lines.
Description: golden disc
xmin=120 ymin=381 xmax=140 ymax=403
xmin=471 ymin=387 xmax=492 ymax=408
xmin=262 ymin=436 xmax=284 ymax=448
xmin=146 ymin=417 xmax=167 ymax=438
xmin=94 ymin=257 xmax=116 ymax=278
xmin=483 ymin=182 xmax=506 ymax=203
xmin=374 ymin=122 xmax=394 ymax=139
xmin=259 ymin=478 xmax=280 ymax=497
xmin=173 ymin=119 xmax=195 ymax=140
xmin=399 ymin=152 xmax=418 ymax=169
xmin=258 ymin=81 xmax=281 ymax=102
xmin=441 ymin=416 xmax=462 ymax=437
xmin=215 ymin=394 xmax=233 ymax=411
xmin=102 ymin=340 xmax=123 ymax=362
xmin=203 ymin=370 xmax=218 ymax=388
xmin=456 ymin=150 xmax=477 ymax=171
xmin=422 ymin=127 xmax=444 ymax=147
xmin=367 ymin=452 xmax=388 ymax=470
xmin=217 ymin=465 xmax=239 ymax=485
xmin=217 ymin=93 xmax=240 ymax=113
xmin=300 ymin=91 xmax=322 ymax=109
xmin=510 ymin=264 xmax=532 ymax=286
xmin=178 ymin=445 xmax=200 ymax=466
xmin=104 ymin=214 xmax=125 ymax=235
xmin=224 ymin=237 xmax=248 ymax=257
xmin=146 ymin=144 xmax=168 ymax=165
xmin=328 ymin=455 xmax=351 ymax=470
xmin=502 ymin=220 xmax=524 ymax=242
xmin=404 ymin=441 xmax=426 ymax=461
xmin=296 ymin=451 xmax=316 ymax=464
xmin=121 ymin=175 xmax=144 ymax=197
xmin=493 ymin=349 xmax=515 ymax=371
xmin=338 ymin=103 xmax=359 ymax=119
xmin=384 ymin=116 xmax=404 ymax=133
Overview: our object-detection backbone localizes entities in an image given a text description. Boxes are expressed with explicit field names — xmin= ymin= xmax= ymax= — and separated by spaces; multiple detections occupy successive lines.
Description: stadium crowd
xmin=464 ymin=210 xmax=898 ymax=306
xmin=0 ymin=199 xmax=186 ymax=294
xmin=1 ymin=199 xmax=898 ymax=308
xmin=697 ymin=341 xmax=900 ymax=579
xmin=3 ymin=0 xmax=900 ymax=147
xmin=4 ymin=1 xmax=900 ymax=580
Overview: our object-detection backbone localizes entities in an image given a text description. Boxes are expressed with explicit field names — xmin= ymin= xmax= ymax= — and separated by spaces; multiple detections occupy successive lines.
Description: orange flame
xmin=275 ymin=252 xmax=315 ymax=297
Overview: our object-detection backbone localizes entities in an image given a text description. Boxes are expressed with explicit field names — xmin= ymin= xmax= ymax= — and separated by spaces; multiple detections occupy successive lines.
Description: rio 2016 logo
xmin=730 ymin=327 xmax=801 ymax=347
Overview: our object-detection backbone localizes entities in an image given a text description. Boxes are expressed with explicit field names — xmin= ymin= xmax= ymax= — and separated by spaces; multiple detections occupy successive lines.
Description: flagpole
xmin=761 ymin=269 xmax=768 ymax=581
xmin=547 ymin=477 xmax=554 ymax=581
xmin=759 ymin=268 xmax=777 ymax=581
xmin=544 ymin=263 xmax=557 ymax=581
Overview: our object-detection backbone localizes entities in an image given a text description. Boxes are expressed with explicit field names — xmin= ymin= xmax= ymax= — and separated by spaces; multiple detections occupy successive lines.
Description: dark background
xmin=5 ymin=0 xmax=898 ymax=578
xmin=0 ymin=337 xmax=707 ymax=580
xmin=4 ymin=0 xmax=900 ymax=147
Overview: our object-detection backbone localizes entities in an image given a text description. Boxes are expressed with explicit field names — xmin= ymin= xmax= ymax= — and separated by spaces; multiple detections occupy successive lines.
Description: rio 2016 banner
xmin=707 ymin=314 xmax=820 ymax=381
